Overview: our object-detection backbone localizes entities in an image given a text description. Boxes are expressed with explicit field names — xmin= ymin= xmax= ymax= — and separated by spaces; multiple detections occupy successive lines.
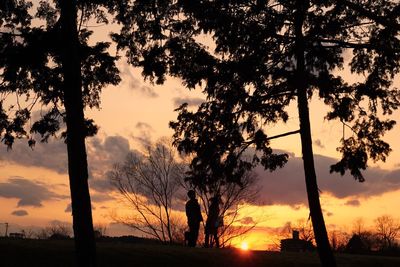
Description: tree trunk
xmin=59 ymin=1 xmax=97 ymax=266
xmin=294 ymin=1 xmax=336 ymax=267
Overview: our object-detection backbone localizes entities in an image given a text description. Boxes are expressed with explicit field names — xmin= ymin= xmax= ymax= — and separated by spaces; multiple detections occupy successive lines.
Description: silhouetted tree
xmin=329 ymin=229 xmax=350 ymax=252
xmin=114 ymin=1 xmax=399 ymax=266
xmin=35 ymin=221 xmax=72 ymax=240
xmin=352 ymin=218 xmax=367 ymax=236
xmin=109 ymin=139 xmax=186 ymax=244
xmin=1 ymin=1 xmax=119 ymax=266
xmin=374 ymin=215 xmax=400 ymax=250
xmin=349 ymin=218 xmax=376 ymax=251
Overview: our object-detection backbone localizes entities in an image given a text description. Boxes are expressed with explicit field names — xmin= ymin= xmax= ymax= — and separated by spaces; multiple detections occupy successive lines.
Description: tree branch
xmin=339 ymin=0 xmax=400 ymax=31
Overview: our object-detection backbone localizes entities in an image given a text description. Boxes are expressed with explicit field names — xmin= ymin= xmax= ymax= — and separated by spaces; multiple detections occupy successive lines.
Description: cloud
xmin=254 ymin=153 xmax=400 ymax=207
xmin=314 ymin=139 xmax=325 ymax=149
xmin=11 ymin=210 xmax=28 ymax=216
xmin=0 ymin=138 xmax=68 ymax=173
xmin=0 ymin=177 xmax=68 ymax=207
xmin=135 ymin=122 xmax=153 ymax=130
xmin=120 ymin=62 xmax=158 ymax=98
xmin=0 ymin=134 xmax=134 ymax=195
xmin=87 ymin=136 xmax=133 ymax=192
xmin=239 ymin=216 xmax=255 ymax=225
xmin=90 ymin=176 xmax=114 ymax=193
xmin=140 ymin=86 xmax=158 ymax=98
xmin=345 ymin=199 xmax=361 ymax=206
xmin=65 ymin=204 xmax=72 ymax=213
xmin=172 ymin=96 xmax=204 ymax=108
xmin=91 ymin=193 xmax=114 ymax=203
xmin=131 ymin=122 xmax=154 ymax=146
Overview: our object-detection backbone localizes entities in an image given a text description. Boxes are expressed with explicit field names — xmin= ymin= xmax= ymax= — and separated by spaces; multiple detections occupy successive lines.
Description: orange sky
xmin=1 ymin=9 xmax=400 ymax=250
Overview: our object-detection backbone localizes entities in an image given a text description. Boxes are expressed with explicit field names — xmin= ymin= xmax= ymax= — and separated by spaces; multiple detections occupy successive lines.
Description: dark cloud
xmin=0 ymin=135 xmax=133 ymax=195
xmin=239 ymin=216 xmax=255 ymax=225
xmin=0 ymin=138 xmax=68 ymax=173
xmin=87 ymin=136 xmax=133 ymax=193
xmin=0 ymin=177 xmax=68 ymax=207
xmin=0 ymin=134 xmax=137 ymax=204
xmin=90 ymin=175 xmax=114 ymax=193
xmin=172 ymin=97 xmax=204 ymax=108
xmin=11 ymin=210 xmax=28 ymax=216
xmin=345 ymin=199 xmax=361 ymax=206
xmin=314 ymin=139 xmax=325 ymax=149
xmin=255 ymin=153 xmax=400 ymax=206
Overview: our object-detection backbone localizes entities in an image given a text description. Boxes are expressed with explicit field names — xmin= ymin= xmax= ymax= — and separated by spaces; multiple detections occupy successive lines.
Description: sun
xmin=240 ymin=241 xmax=249 ymax=251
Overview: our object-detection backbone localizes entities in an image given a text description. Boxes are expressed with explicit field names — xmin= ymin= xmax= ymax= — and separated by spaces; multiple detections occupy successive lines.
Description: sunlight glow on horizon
xmin=240 ymin=241 xmax=249 ymax=251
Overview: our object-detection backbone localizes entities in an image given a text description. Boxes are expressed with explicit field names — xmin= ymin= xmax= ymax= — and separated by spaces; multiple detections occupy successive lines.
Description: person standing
xmin=185 ymin=190 xmax=203 ymax=247
xmin=205 ymin=195 xmax=221 ymax=248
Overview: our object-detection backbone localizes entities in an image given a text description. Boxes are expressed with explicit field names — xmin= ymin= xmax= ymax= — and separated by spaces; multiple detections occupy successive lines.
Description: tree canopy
xmin=0 ymin=0 xmax=119 ymax=146
xmin=113 ymin=1 xmax=400 ymax=266
xmin=114 ymin=0 xmax=400 ymax=183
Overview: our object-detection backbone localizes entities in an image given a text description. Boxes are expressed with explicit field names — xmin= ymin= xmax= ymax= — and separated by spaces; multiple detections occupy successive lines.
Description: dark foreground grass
xmin=1 ymin=239 xmax=400 ymax=267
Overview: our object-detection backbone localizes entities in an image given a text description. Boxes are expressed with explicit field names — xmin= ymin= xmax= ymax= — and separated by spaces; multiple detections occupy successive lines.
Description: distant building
xmin=345 ymin=234 xmax=370 ymax=254
xmin=280 ymin=230 xmax=314 ymax=252
xmin=9 ymin=232 xmax=25 ymax=239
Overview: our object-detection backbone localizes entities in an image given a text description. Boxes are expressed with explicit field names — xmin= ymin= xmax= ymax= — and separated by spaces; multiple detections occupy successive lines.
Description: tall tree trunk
xmin=294 ymin=1 xmax=336 ymax=267
xmin=59 ymin=1 xmax=96 ymax=266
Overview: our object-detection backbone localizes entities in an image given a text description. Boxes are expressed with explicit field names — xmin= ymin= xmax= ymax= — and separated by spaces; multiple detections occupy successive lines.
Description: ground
xmin=1 ymin=239 xmax=400 ymax=267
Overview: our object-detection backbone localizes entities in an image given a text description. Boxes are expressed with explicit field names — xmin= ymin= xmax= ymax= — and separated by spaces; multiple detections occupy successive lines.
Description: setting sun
xmin=240 ymin=242 xmax=249 ymax=251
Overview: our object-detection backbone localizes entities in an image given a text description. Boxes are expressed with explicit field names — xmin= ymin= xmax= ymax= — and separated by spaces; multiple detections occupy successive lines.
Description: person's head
xmin=187 ymin=190 xmax=196 ymax=200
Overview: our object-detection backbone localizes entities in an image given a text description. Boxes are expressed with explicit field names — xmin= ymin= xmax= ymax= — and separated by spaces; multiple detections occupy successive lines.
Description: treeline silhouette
xmin=277 ymin=215 xmax=400 ymax=257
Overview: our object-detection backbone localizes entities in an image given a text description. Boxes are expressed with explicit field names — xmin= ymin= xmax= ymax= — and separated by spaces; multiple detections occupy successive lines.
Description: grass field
xmin=1 ymin=239 xmax=400 ymax=267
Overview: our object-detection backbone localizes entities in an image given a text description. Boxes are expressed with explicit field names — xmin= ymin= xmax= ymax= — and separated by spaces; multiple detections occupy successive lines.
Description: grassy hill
xmin=1 ymin=239 xmax=400 ymax=267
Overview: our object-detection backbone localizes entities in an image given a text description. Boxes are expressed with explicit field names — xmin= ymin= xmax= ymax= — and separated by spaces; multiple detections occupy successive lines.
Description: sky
xmin=1 ymin=5 xmax=400 ymax=251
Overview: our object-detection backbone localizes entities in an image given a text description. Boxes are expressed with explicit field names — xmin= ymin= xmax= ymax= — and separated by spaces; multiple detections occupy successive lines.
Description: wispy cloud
xmin=120 ymin=62 xmax=158 ymax=98
xmin=172 ymin=96 xmax=204 ymax=108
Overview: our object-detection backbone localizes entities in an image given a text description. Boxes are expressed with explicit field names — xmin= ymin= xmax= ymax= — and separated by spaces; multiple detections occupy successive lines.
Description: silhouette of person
xmin=205 ymin=195 xmax=222 ymax=248
xmin=185 ymin=190 xmax=203 ymax=247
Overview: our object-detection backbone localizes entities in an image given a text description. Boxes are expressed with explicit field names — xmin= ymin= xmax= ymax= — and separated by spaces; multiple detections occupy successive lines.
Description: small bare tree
xmin=374 ymin=215 xmax=400 ymax=250
xmin=109 ymin=138 xmax=186 ymax=244
xmin=352 ymin=218 xmax=366 ymax=236
xmin=36 ymin=221 xmax=72 ymax=239
xmin=21 ymin=228 xmax=36 ymax=239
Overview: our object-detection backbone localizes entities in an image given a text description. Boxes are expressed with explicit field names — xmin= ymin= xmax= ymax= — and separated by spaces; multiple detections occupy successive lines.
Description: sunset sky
xmin=1 ymin=9 xmax=400 ymax=251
